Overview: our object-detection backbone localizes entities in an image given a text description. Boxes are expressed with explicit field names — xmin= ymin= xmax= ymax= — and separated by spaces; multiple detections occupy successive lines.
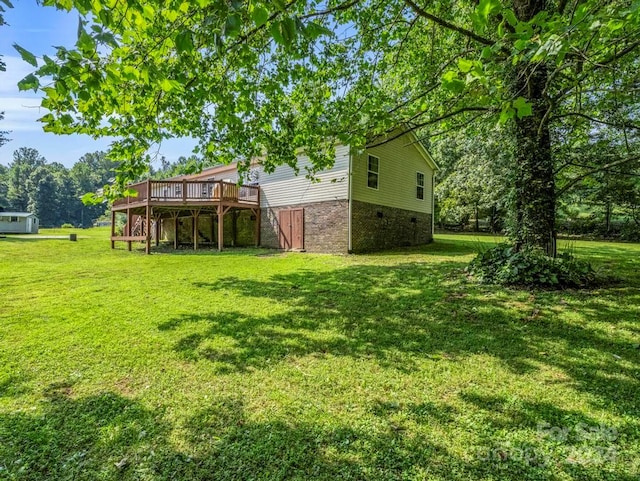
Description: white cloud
xmin=0 ymin=96 xmax=47 ymax=132
xmin=1 ymin=55 xmax=38 ymax=95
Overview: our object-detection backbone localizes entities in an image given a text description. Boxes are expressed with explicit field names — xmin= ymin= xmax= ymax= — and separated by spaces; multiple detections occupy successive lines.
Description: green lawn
xmin=1 ymin=229 xmax=638 ymax=480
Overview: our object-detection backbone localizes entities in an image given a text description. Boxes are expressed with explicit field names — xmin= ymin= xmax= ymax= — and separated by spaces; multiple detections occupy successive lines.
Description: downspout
xmin=431 ymin=171 xmax=435 ymax=238
xmin=348 ymin=147 xmax=353 ymax=253
xmin=347 ymin=149 xmax=353 ymax=252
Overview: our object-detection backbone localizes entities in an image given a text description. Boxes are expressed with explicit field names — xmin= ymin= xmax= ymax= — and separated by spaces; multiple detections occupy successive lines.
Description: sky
xmin=0 ymin=1 xmax=196 ymax=168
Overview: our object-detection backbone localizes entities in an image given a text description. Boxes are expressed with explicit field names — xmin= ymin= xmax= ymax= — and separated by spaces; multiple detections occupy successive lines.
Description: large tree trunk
xmin=512 ymin=0 xmax=557 ymax=256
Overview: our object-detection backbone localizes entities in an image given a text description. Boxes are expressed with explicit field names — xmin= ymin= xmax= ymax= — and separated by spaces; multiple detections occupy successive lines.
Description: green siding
xmin=351 ymin=133 xmax=434 ymax=214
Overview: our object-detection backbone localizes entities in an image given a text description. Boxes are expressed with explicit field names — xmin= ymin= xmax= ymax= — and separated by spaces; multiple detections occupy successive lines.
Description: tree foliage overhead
xmin=16 ymin=0 xmax=640 ymax=252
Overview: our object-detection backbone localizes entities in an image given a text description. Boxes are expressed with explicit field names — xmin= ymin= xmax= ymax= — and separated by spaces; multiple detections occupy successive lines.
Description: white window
xmin=416 ymin=172 xmax=425 ymax=200
xmin=367 ymin=155 xmax=379 ymax=189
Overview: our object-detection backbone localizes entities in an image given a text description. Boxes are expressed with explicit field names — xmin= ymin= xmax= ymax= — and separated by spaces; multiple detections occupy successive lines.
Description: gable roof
xmin=181 ymin=127 xmax=438 ymax=181
xmin=366 ymin=128 xmax=438 ymax=171
xmin=406 ymin=131 xmax=438 ymax=171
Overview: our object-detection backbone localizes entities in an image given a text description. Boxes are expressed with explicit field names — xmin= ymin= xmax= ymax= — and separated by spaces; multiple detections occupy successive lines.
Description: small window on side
xmin=416 ymin=172 xmax=425 ymax=200
xmin=367 ymin=155 xmax=379 ymax=189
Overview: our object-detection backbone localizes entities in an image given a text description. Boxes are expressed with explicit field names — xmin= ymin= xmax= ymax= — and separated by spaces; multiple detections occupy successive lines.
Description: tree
xmin=432 ymin=124 xmax=512 ymax=232
xmin=0 ymin=164 xmax=8 ymax=210
xmin=18 ymin=0 xmax=640 ymax=254
xmin=70 ymin=151 xmax=119 ymax=225
xmin=0 ymin=112 xmax=9 ymax=150
xmin=6 ymin=147 xmax=46 ymax=211
xmin=26 ymin=165 xmax=58 ymax=226
xmin=0 ymin=0 xmax=11 ymax=148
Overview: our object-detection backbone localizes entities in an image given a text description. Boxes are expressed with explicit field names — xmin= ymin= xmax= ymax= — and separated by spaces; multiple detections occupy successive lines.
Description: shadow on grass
xmin=2 ymin=388 xmax=636 ymax=480
xmin=155 ymin=261 xmax=640 ymax=415
xmin=0 ymin=375 xmax=30 ymax=398
xmin=0 ymin=389 xmax=166 ymax=480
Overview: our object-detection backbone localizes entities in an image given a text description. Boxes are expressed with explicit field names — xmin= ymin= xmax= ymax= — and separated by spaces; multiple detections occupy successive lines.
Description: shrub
xmin=467 ymin=244 xmax=596 ymax=288
xmin=61 ymin=223 xmax=74 ymax=228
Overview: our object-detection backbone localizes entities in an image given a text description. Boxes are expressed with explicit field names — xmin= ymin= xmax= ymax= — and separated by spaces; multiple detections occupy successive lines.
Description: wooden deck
xmin=111 ymin=179 xmax=259 ymax=211
xmin=110 ymin=179 xmax=260 ymax=254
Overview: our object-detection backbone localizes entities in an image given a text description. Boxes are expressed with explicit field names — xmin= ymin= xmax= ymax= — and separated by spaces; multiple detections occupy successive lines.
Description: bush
xmin=467 ymin=244 xmax=596 ymax=288
xmin=61 ymin=223 xmax=74 ymax=228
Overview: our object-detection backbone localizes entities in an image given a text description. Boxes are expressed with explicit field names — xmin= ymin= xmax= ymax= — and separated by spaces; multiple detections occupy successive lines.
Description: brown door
xmin=278 ymin=208 xmax=304 ymax=250
xmin=291 ymin=209 xmax=304 ymax=250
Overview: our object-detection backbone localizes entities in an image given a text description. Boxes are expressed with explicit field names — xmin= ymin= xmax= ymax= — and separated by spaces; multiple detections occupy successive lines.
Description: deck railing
xmin=112 ymin=180 xmax=259 ymax=207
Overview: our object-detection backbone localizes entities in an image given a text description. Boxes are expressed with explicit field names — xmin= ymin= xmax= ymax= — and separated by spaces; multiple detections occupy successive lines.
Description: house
xmin=0 ymin=212 xmax=39 ymax=234
xmin=110 ymin=131 xmax=436 ymax=253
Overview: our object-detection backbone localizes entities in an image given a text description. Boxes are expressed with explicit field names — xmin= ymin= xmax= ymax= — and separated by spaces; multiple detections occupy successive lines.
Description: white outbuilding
xmin=0 ymin=212 xmax=39 ymax=234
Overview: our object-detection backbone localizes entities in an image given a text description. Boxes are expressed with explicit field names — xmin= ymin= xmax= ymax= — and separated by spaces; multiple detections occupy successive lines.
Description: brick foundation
xmin=261 ymin=200 xmax=349 ymax=253
xmin=350 ymin=200 xmax=432 ymax=253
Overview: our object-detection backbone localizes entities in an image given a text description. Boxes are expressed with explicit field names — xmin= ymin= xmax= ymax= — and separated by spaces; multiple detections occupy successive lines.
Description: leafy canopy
xmin=15 ymin=0 xmax=640 ymax=201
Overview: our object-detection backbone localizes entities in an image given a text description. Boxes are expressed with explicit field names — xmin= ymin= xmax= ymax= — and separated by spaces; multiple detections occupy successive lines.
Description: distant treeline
xmin=0 ymin=148 xmax=202 ymax=227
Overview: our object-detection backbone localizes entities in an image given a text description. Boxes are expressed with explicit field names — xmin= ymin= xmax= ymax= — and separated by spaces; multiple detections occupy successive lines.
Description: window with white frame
xmin=367 ymin=155 xmax=379 ymax=189
xmin=416 ymin=172 xmax=425 ymax=200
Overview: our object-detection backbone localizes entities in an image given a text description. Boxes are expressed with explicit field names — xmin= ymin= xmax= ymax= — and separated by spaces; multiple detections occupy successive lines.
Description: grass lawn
xmin=0 ymin=229 xmax=638 ymax=480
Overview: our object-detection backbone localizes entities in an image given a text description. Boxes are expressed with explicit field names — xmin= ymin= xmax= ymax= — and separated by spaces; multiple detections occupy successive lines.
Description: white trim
xmin=348 ymin=148 xmax=353 ymax=252
xmin=432 ymin=172 xmax=436 ymax=235
xmin=366 ymin=154 xmax=380 ymax=190
xmin=416 ymin=171 xmax=425 ymax=201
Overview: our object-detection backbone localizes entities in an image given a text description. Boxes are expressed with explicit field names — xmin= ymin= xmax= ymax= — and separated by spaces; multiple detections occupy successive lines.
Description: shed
xmin=0 ymin=212 xmax=39 ymax=234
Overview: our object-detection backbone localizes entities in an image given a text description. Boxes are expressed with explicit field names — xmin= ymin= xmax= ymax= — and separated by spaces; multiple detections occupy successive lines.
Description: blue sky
xmin=0 ymin=1 xmax=195 ymax=168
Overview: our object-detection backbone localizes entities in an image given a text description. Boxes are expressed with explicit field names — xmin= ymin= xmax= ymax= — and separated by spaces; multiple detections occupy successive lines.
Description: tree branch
xmin=367 ymin=106 xmax=493 ymax=148
xmin=403 ymin=0 xmax=496 ymax=47
xmin=557 ymin=155 xmax=640 ymax=196
xmin=551 ymin=112 xmax=640 ymax=131
xmin=300 ymin=0 xmax=362 ymax=19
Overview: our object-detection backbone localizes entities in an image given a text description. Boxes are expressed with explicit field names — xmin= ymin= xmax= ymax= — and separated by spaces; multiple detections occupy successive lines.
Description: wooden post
xmin=182 ymin=179 xmax=187 ymax=202
xmin=218 ymin=205 xmax=224 ymax=252
xmin=155 ymin=216 xmax=161 ymax=246
xmin=145 ymin=204 xmax=151 ymax=255
xmin=256 ymin=188 xmax=261 ymax=247
xmin=231 ymin=210 xmax=237 ymax=247
xmin=192 ymin=210 xmax=199 ymax=251
xmin=255 ymin=208 xmax=261 ymax=248
xmin=126 ymin=208 xmax=132 ymax=251
xmin=211 ymin=213 xmax=215 ymax=244
xmin=173 ymin=213 xmax=179 ymax=250
xmin=110 ymin=209 xmax=115 ymax=249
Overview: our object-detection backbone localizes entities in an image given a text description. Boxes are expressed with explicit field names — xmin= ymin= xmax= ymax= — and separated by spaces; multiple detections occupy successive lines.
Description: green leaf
xmin=175 ymin=30 xmax=194 ymax=54
xmin=17 ymin=73 xmax=39 ymax=92
xmin=443 ymin=78 xmax=465 ymax=93
xmin=499 ymin=106 xmax=515 ymax=124
xmin=304 ymin=21 xmax=333 ymax=40
xmin=224 ymin=13 xmax=242 ymax=38
xmin=250 ymin=4 xmax=269 ymax=27
xmin=13 ymin=44 xmax=38 ymax=67
xmin=280 ymin=17 xmax=297 ymax=47
xmin=477 ymin=0 xmax=501 ymax=24
xmin=77 ymin=31 xmax=96 ymax=53
xmin=81 ymin=192 xmax=102 ymax=205
xmin=458 ymin=58 xmax=474 ymax=73
xmin=513 ymin=96 xmax=532 ymax=118
xmin=502 ymin=9 xmax=517 ymax=26
xmin=160 ymin=78 xmax=183 ymax=92
xmin=270 ymin=21 xmax=285 ymax=46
